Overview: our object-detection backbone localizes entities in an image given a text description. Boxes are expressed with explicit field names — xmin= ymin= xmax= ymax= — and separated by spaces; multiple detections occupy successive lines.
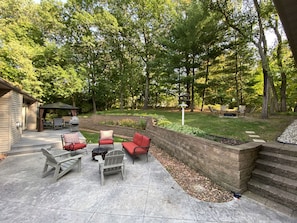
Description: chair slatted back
xmin=104 ymin=150 xmax=124 ymax=167
xmin=41 ymin=148 xmax=57 ymax=164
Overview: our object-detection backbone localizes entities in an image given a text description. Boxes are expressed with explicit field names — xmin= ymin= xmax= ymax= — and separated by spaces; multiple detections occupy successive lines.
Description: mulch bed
xmin=150 ymin=145 xmax=234 ymax=203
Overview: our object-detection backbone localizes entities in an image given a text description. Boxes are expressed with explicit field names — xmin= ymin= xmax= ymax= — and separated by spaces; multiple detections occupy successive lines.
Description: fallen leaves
xmin=150 ymin=145 xmax=233 ymax=203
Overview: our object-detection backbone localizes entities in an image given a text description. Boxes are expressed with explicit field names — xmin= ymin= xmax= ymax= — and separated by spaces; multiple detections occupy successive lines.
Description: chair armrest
xmin=98 ymin=156 xmax=105 ymax=169
xmin=58 ymin=154 xmax=83 ymax=164
xmin=53 ymin=151 xmax=71 ymax=157
xmin=133 ymin=146 xmax=149 ymax=153
xmin=97 ymin=155 xmax=104 ymax=164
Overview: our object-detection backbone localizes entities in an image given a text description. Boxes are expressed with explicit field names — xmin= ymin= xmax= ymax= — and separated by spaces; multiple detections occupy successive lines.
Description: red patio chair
xmin=61 ymin=132 xmax=87 ymax=152
xmin=98 ymin=130 xmax=114 ymax=149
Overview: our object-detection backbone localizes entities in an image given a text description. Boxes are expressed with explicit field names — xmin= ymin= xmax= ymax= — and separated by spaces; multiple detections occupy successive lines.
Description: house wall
xmin=0 ymin=90 xmax=23 ymax=153
xmin=10 ymin=91 xmax=23 ymax=147
xmin=0 ymin=91 xmax=11 ymax=153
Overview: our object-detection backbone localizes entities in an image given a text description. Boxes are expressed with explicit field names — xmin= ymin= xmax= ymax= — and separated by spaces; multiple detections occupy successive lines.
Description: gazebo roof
xmin=39 ymin=102 xmax=79 ymax=110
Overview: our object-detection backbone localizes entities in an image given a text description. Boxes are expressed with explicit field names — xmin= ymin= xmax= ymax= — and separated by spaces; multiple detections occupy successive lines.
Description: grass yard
xmin=80 ymin=130 xmax=125 ymax=143
xmin=95 ymin=109 xmax=297 ymax=143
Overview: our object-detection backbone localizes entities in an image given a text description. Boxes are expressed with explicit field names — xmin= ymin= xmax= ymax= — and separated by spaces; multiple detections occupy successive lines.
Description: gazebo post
xmin=38 ymin=108 xmax=44 ymax=132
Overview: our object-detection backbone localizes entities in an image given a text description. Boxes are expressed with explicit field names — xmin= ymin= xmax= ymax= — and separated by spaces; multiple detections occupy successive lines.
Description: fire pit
xmin=70 ymin=116 xmax=79 ymax=132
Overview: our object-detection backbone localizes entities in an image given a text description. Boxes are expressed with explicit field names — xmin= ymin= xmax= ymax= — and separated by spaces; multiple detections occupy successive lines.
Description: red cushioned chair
xmin=98 ymin=130 xmax=114 ymax=149
xmin=122 ymin=132 xmax=151 ymax=164
xmin=61 ymin=132 xmax=87 ymax=153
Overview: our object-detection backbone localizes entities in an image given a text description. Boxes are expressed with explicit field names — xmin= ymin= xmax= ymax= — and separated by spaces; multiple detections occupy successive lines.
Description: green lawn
xmin=80 ymin=130 xmax=125 ymax=144
xmin=94 ymin=109 xmax=297 ymax=142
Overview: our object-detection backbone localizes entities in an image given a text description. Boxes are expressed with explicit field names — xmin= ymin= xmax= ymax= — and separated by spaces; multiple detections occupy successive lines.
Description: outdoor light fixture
xmin=179 ymin=102 xmax=188 ymax=126
xmin=16 ymin=121 xmax=22 ymax=128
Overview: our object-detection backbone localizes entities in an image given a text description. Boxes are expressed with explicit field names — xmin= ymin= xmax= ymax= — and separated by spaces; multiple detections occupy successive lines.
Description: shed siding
xmin=0 ymin=91 xmax=11 ymax=152
xmin=11 ymin=91 xmax=22 ymax=145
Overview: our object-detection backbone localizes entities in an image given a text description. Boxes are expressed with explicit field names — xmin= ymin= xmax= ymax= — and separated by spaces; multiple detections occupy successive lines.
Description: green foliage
xmin=162 ymin=123 xmax=206 ymax=137
xmin=0 ymin=0 xmax=294 ymax=115
xmin=156 ymin=116 xmax=172 ymax=127
xmin=0 ymin=0 xmax=43 ymax=98
xmin=99 ymin=109 xmax=297 ymax=142
xmin=100 ymin=118 xmax=147 ymax=130
xmin=117 ymin=119 xmax=136 ymax=128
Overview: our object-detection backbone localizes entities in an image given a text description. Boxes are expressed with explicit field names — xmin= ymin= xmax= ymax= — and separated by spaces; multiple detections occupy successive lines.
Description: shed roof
xmin=39 ymin=102 xmax=79 ymax=110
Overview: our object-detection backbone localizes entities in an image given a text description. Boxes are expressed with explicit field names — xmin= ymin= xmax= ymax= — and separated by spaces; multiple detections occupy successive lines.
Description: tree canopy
xmin=0 ymin=0 xmax=296 ymax=116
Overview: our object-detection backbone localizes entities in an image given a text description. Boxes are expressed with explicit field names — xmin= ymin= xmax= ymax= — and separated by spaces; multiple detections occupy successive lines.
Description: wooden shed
xmin=0 ymin=78 xmax=39 ymax=153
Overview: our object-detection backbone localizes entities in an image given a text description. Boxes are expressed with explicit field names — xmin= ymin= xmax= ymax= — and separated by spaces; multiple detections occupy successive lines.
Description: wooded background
xmin=1 ymin=0 xmax=296 ymax=118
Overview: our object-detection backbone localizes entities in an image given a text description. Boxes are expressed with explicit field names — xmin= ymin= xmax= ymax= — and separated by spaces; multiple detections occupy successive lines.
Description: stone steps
xmin=261 ymin=144 xmax=297 ymax=157
xmin=8 ymin=142 xmax=61 ymax=156
xmin=255 ymin=159 xmax=297 ymax=180
xmin=248 ymin=179 xmax=297 ymax=211
xmin=252 ymin=169 xmax=297 ymax=194
xmin=247 ymin=143 xmax=297 ymax=216
xmin=259 ymin=151 xmax=297 ymax=167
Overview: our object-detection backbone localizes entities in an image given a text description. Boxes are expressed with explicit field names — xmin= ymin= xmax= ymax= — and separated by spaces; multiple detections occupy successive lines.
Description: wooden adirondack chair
xmin=97 ymin=150 xmax=125 ymax=185
xmin=53 ymin=118 xmax=64 ymax=129
xmin=41 ymin=148 xmax=83 ymax=182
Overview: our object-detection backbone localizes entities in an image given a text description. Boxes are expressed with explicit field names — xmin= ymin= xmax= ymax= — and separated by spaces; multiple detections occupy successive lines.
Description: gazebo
xmin=38 ymin=102 xmax=79 ymax=132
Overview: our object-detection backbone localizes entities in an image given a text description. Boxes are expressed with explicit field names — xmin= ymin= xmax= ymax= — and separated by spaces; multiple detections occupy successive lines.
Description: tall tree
xmin=127 ymin=0 xmax=175 ymax=109
xmin=0 ymin=0 xmax=43 ymax=98
xmin=62 ymin=0 xmax=120 ymax=111
xmin=212 ymin=0 xmax=279 ymax=118
xmin=162 ymin=0 xmax=224 ymax=111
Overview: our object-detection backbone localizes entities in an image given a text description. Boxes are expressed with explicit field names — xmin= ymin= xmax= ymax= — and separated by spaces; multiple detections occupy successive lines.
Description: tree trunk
xmin=234 ymin=42 xmax=240 ymax=109
xmin=200 ymin=61 xmax=210 ymax=112
xmin=280 ymin=72 xmax=287 ymax=111
xmin=262 ymin=68 xmax=269 ymax=119
xmin=274 ymin=18 xmax=287 ymax=112
xmin=143 ymin=69 xmax=149 ymax=109
xmin=92 ymin=92 xmax=97 ymax=113
xmin=185 ymin=57 xmax=191 ymax=108
xmin=253 ymin=0 xmax=270 ymax=118
xmin=191 ymin=64 xmax=195 ymax=112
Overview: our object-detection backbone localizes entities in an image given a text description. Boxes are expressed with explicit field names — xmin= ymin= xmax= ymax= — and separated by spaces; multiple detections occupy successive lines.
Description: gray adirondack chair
xmin=98 ymin=150 xmax=125 ymax=185
xmin=53 ymin=118 xmax=64 ymax=129
xmin=41 ymin=148 xmax=83 ymax=181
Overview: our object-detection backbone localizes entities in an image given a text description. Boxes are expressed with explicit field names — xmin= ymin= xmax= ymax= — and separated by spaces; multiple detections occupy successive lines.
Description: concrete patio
xmin=0 ymin=130 xmax=296 ymax=222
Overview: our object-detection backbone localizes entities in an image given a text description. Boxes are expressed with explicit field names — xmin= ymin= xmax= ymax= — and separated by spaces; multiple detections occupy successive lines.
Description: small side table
xmin=92 ymin=147 xmax=108 ymax=160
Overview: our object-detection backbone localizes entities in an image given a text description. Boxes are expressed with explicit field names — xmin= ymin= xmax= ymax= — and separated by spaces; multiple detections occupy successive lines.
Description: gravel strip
xmin=277 ymin=120 xmax=297 ymax=144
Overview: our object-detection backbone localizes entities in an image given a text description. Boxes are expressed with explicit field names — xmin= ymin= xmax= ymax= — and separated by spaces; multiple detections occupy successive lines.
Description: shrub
xmin=138 ymin=118 xmax=147 ymax=130
xmin=156 ymin=116 xmax=172 ymax=127
xmin=156 ymin=117 xmax=205 ymax=137
xmin=118 ymin=119 xmax=136 ymax=127
xmin=165 ymin=123 xmax=205 ymax=137
xmin=100 ymin=118 xmax=147 ymax=129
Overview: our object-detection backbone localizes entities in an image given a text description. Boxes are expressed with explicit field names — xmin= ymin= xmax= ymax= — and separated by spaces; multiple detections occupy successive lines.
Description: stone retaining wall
xmin=79 ymin=115 xmax=147 ymax=135
xmin=79 ymin=114 xmax=261 ymax=193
